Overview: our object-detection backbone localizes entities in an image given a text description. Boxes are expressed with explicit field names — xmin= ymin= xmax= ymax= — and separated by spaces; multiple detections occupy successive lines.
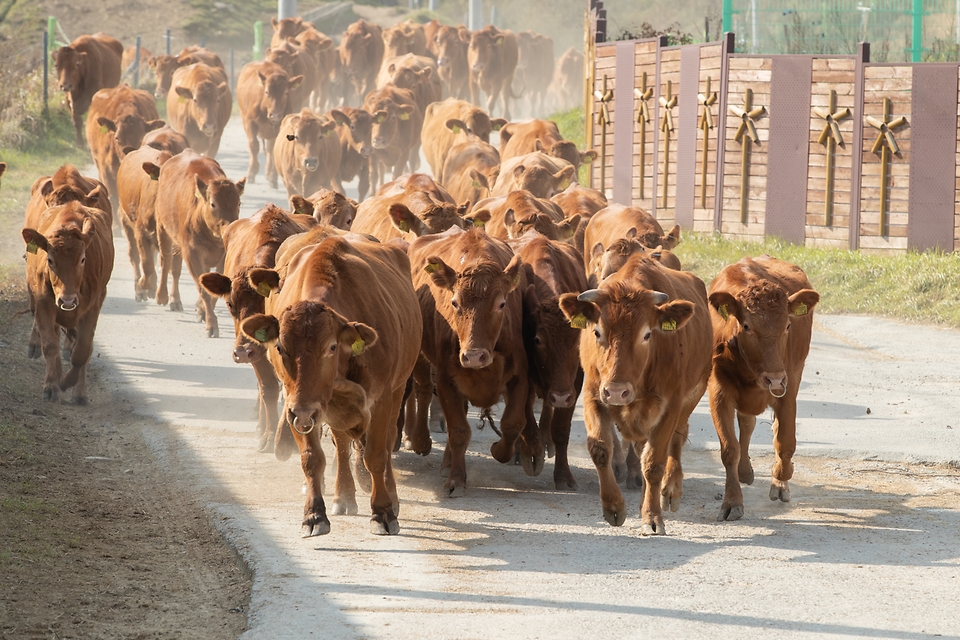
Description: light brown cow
xmin=376 ymin=172 xmax=456 ymax=204
xmin=117 ymin=145 xmax=173 ymax=301
xmin=499 ymin=119 xmax=597 ymax=174
xmin=583 ymin=204 xmax=681 ymax=286
xmin=274 ymin=109 xmax=341 ymax=197
xmin=514 ymin=31 xmax=554 ymax=118
xmin=241 ymin=235 xmax=423 ymax=536
xmin=559 ymin=251 xmax=713 ymax=534
xmin=422 ymin=98 xmax=506 ymax=177
xmin=469 ymin=190 xmax=576 ymax=241
xmin=377 ymin=53 xmax=441 ymax=115
xmin=408 ymin=226 xmax=541 ymax=495
xmin=440 ymin=138 xmax=500 ymax=207
xmin=353 ymin=178 xmax=465 ymax=243
xmin=295 ymin=27 xmax=337 ymax=110
xmin=468 ymin=25 xmax=519 ymax=119
xmin=382 ymin=20 xmax=428 ymax=60
xmin=339 ymin=19 xmax=384 ymax=106
xmin=85 ymin=84 xmax=163 ymax=211
xmin=154 ymin=150 xmax=245 ymax=337
xmin=550 ymin=47 xmax=584 ymax=113
xmin=492 ymin=151 xmax=576 ymax=199
xmin=270 ymin=16 xmax=309 ymax=48
xmin=199 ymin=204 xmax=317 ymax=453
xmin=53 ymin=33 xmax=124 ymax=146
xmin=328 ymin=107 xmax=373 ymax=200
xmin=22 ymin=200 xmax=114 ymax=404
xmin=512 ymin=230 xmax=587 ymax=490
xmin=141 ymin=125 xmax=190 ymax=154
xmin=121 ymin=45 xmax=154 ymax=88
xmin=290 ymin=188 xmax=358 ymax=229
xmin=707 ymin=257 xmax=820 ymax=521
xmin=433 ymin=24 xmax=471 ymax=100
xmin=363 ymin=85 xmax=421 ymax=189
xmin=166 ymin=63 xmax=232 ymax=157
xmin=550 ymin=182 xmax=607 ymax=256
xmin=148 ymin=47 xmax=224 ymax=101
xmin=598 ymin=238 xmax=682 ymax=279
xmin=266 ymin=39 xmax=317 ymax=112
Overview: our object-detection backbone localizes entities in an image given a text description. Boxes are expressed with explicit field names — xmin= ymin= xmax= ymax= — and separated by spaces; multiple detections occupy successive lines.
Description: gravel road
xmin=90 ymin=116 xmax=960 ymax=639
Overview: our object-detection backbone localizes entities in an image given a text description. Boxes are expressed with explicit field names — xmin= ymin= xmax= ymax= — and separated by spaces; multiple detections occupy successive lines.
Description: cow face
xmin=709 ymin=282 xmax=819 ymax=397
xmin=595 ymin=239 xmax=680 ymax=285
xmin=405 ymin=192 xmax=464 ymax=234
xmin=53 ymin=46 xmax=87 ymax=93
xmin=149 ymin=55 xmax=181 ymax=99
xmin=98 ymin=114 xmax=165 ymax=159
xmin=424 ymin=254 xmax=523 ymax=369
xmin=331 ymin=108 xmax=373 ymax=158
xmin=194 ymin=175 xmax=244 ymax=239
xmin=22 ymin=210 xmax=95 ymax=312
xmin=201 ymin=266 xmax=277 ymax=364
xmin=176 ymin=79 xmax=228 ymax=137
xmin=383 ymin=26 xmax=416 ymax=58
xmin=389 ymin=66 xmax=430 ymax=92
xmin=536 ymin=139 xmax=598 ymax=173
xmin=506 ymin=211 xmax=579 ymax=242
xmin=368 ymin=102 xmax=415 ymax=150
xmin=285 ymin=111 xmax=337 ymax=173
xmin=523 ymin=285 xmax=582 ymax=408
xmin=560 ymin=286 xmax=695 ymax=406
xmin=271 ymin=16 xmax=305 ymax=44
xmin=435 ymin=26 xmax=467 ymax=78
xmin=339 ymin=27 xmax=376 ymax=72
xmin=292 ymin=190 xmax=356 ymax=230
xmin=468 ymin=28 xmax=503 ymax=76
xmin=446 ymin=110 xmax=500 ymax=144
xmin=260 ymin=69 xmax=303 ymax=124
xmin=511 ymin=163 xmax=576 ymax=198
xmin=242 ymin=300 xmax=378 ymax=432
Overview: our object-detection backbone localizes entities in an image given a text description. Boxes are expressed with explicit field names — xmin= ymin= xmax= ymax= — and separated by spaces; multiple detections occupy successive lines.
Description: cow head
xmin=468 ymin=26 xmax=504 ymax=76
xmin=330 ymin=108 xmax=373 ymax=158
xmin=506 ymin=210 xmax=580 ymax=242
xmin=285 ymin=110 xmax=337 ymax=173
xmin=291 ymin=189 xmax=356 ymax=230
xmin=535 ymin=139 xmax=598 ymax=173
xmin=22 ymin=204 xmax=97 ymax=312
xmin=53 ymin=46 xmax=87 ymax=93
xmin=423 ymin=252 xmax=523 ymax=369
xmin=194 ymin=174 xmax=245 ymax=239
xmin=709 ymin=281 xmax=820 ymax=398
xmin=142 ymin=126 xmax=189 ymax=155
xmin=241 ymin=299 xmax=378 ymax=433
xmin=259 ymin=67 xmax=303 ymax=124
xmin=445 ymin=112 xmax=503 ymax=144
xmin=38 ymin=176 xmax=105 ymax=211
xmin=175 ymin=79 xmax=229 ymax=137
xmin=383 ymin=25 xmax=417 ymax=58
xmin=98 ymin=114 xmax=165 ymax=159
xmin=510 ymin=162 xmax=576 ymax=198
xmin=369 ymin=102 xmax=416 ymax=150
xmin=339 ymin=22 xmax=377 ymax=73
xmin=435 ymin=26 xmax=468 ymax=78
xmin=149 ymin=54 xmax=181 ymax=99
xmin=271 ymin=16 xmax=306 ymax=45
xmin=390 ymin=65 xmax=433 ymax=92
xmin=523 ymin=283 xmax=582 ymax=408
xmin=594 ymin=239 xmax=681 ymax=286
xmin=201 ymin=265 xmax=275 ymax=364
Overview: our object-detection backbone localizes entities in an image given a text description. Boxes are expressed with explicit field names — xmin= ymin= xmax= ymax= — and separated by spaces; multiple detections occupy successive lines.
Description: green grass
xmin=549 ymin=106 xmax=589 ymax=183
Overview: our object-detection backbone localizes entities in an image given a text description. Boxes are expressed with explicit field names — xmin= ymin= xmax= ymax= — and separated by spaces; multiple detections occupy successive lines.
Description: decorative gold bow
xmin=730 ymin=89 xmax=766 ymax=143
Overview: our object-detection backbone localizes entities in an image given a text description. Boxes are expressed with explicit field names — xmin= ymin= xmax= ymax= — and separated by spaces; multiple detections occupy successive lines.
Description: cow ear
xmin=419 ymin=67 xmax=433 ymax=80
xmin=288 ymin=74 xmax=304 ymax=89
xmin=242 ymin=313 xmax=280 ymax=345
xmin=624 ymin=227 xmax=637 ymax=240
xmin=788 ymin=289 xmax=819 ymax=317
xmin=465 ymin=208 xmax=491 ymax=229
xmin=374 ymin=110 xmax=388 ymax=124
xmin=97 ymin=117 xmax=117 ymax=132
xmin=200 ymin=272 xmax=232 ymax=297
xmin=194 ymin=175 xmax=208 ymax=199
xmin=388 ymin=203 xmax=421 ymax=235
xmin=468 ymin=168 xmax=489 ymax=190
xmin=445 ymin=118 xmax=466 ymax=133
xmin=147 ymin=119 xmax=165 ymax=132
xmin=534 ymin=139 xmax=545 ymax=152
xmin=559 ymin=292 xmax=600 ymax=328
xmin=494 ymin=35 xmax=504 ymax=45
xmin=556 ymin=214 xmax=581 ymax=240
xmin=22 ymin=228 xmax=49 ymax=254
xmin=398 ymin=104 xmax=416 ymax=119
xmin=490 ymin=118 xmax=507 ymax=132
xmin=84 ymin=185 xmax=104 ymax=207
xmin=248 ymin=268 xmax=281 ymax=297
xmin=235 ymin=177 xmax=246 ymax=195
xmin=423 ymin=255 xmax=456 ymax=290
xmin=271 ymin=16 xmax=279 ymax=28
xmin=663 ymin=224 xmax=681 ymax=249
xmin=37 ymin=178 xmax=54 ymax=198
xmin=290 ymin=195 xmax=313 ymax=215
xmin=258 ymin=70 xmax=268 ymax=84
xmin=553 ymin=165 xmax=575 ymax=190
xmin=78 ymin=51 xmax=88 ymax=63
xmin=503 ymin=208 xmax=516 ymax=227
xmin=330 ymin=109 xmax=351 ymax=126
xmin=456 ymin=201 xmax=470 ymax=216
xmin=142 ymin=162 xmax=162 ymax=181
xmin=217 ymin=81 xmax=230 ymax=96
xmin=339 ymin=322 xmax=378 ymax=356
xmin=387 ymin=63 xmax=397 ymax=75
xmin=458 ymin=28 xmax=471 ymax=43
xmin=656 ymin=300 xmax=695 ymax=333
xmin=590 ymin=241 xmax=605 ymax=262
xmin=175 ymin=86 xmax=193 ymax=100
xmin=502 ymin=254 xmax=523 ymax=293
xmin=709 ymin=290 xmax=740 ymax=323
xmin=580 ymin=149 xmax=598 ymax=164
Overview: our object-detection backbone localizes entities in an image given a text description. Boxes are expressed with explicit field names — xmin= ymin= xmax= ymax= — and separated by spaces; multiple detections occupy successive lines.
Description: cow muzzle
xmin=288 ymin=407 xmax=319 ymax=434
xmin=58 ymin=295 xmax=79 ymax=312
xmin=372 ymin=137 xmax=388 ymax=150
xmin=763 ymin=372 xmax=788 ymax=398
xmin=202 ymin=123 xmax=217 ymax=137
xmin=233 ymin=343 xmax=262 ymax=364
xmin=360 ymin=145 xmax=372 ymax=158
xmin=303 ymin=157 xmax=319 ymax=172
xmin=548 ymin=390 xmax=575 ymax=409
xmin=601 ymin=381 xmax=635 ymax=406
xmin=460 ymin=348 xmax=491 ymax=369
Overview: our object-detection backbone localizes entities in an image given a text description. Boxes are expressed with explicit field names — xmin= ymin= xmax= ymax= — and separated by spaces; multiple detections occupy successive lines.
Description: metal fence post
xmin=230 ymin=49 xmax=235 ymax=93
xmin=912 ymin=0 xmax=923 ymax=61
xmin=722 ymin=0 xmax=732 ymax=34
xmin=165 ymin=28 xmax=171 ymax=55
xmin=253 ymin=21 xmax=264 ymax=61
xmin=279 ymin=0 xmax=297 ymax=20
xmin=43 ymin=31 xmax=49 ymax=115
xmin=47 ymin=17 xmax=57 ymax=61
xmin=134 ymin=35 xmax=141 ymax=87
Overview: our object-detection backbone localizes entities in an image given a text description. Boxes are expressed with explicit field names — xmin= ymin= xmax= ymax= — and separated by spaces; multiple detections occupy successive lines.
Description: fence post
xmin=165 ymin=28 xmax=171 ymax=55
xmin=722 ymin=0 xmax=732 ymax=33
xmin=47 ymin=17 xmax=57 ymax=61
xmin=278 ymin=0 xmax=297 ymax=20
xmin=912 ymin=0 xmax=923 ymax=61
xmin=134 ymin=35 xmax=141 ymax=87
xmin=253 ymin=21 xmax=264 ymax=61
xmin=849 ymin=41 xmax=870 ymax=250
xmin=43 ymin=31 xmax=49 ymax=115
xmin=230 ymin=49 xmax=235 ymax=93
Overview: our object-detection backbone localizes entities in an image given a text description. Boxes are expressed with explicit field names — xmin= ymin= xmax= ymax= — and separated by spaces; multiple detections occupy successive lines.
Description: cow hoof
xmin=770 ymin=482 xmax=791 ymax=502
xmin=135 ymin=290 xmax=148 ymax=302
xmin=27 ymin=344 xmax=41 ymax=359
xmin=330 ymin=500 xmax=358 ymax=516
xmin=429 ymin=416 xmax=446 ymax=433
xmin=72 ymin=394 xmax=89 ymax=406
xmin=520 ymin=448 xmax=544 ymax=477
xmin=269 ymin=179 xmax=279 ymax=190
xmin=42 ymin=386 xmax=59 ymax=402
xmin=641 ymin=519 xmax=666 ymax=536
xmin=207 ymin=326 xmax=219 ymax=339
xmin=256 ymin=431 xmax=274 ymax=454
xmin=602 ymin=508 xmax=626 ymax=527
xmin=554 ymin=474 xmax=578 ymax=492
xmin=718 ymin=504 xmax=744 ymax=521
xmin=169 ymin=301 xmax=183 ymax=312
xmin=545 ymin=442 xmax=556 ymax=459
xmin=301 ymin=518 xmax=331 ymax=538
xmin=444 ymin=482 xmax=466 ymax=498
xmin=370 ymin=511 xmax=399 ymax=535
xmin=489 ymin=439 xmax=514 ymax=464
xmin=660 ymin=492 xmax=681 ymax=513
xmin=739 ymin=464 xmax=755 ymax=485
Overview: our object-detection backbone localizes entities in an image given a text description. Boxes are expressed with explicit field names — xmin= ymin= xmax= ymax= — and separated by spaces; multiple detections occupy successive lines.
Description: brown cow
xmin=274 ymin=109 xmax=341 ymax=197
xmin=295 ymin=28 xmax=337 ymax=110
xmin=328 ymin=107 xmax=373 ymax=200
xmin=433 ymin=25 xmax=471 ymax=100
xmin=598 ymin=238 xmax=682 ymax=279
xmin=117 ymin=145 xmax=174 ymax=301
xmin=121 ymin=45 xmax=154 ymax=88
xmin=241 ymin=236 xmax=423 ymax=536
xmin=339 ymin=20 xmax=384 ymax=106
xmin=707 ymin=257 xmax=821 ymax=521
xmin=492 ymin=151 xmax=576 ymax=199
xmin=353 ymin=178 xmax=465 ymax=243
xmin=154 ymin=150 xmax=245 ymax=337
xmin=468 ymin=26 xmax=519 ymax=119
xmin=237 ymin=60 xmax=304 ymax=187
xmin=266 ymin=39 xmax=317 ymax=112
xmin=422 ymin=98 xmax=506 ymax=178
xmin=407 ymin=226 xmax=542 ymax=496
xmin=290 ymin=188 xmax=358 ymax=230
xmin=270 ymin=16 xmax=309 ymax=48
xmin=199 ymin=204 xmax=317 ymax=453
xmin=513 ymin=31 xmax=554 ymax=118
xmin=377 ymin=54 xmax=442 ymax=116
xmin=22 ymin=200 xmax=114 ymax=404
xmin=550 ymin=47 xmax=584 ymax=113
xmin=148 ymin=47 xmax=224 ymax=101
xmin=583 ymin=204 xmax=681 ymax=286
xmin=559 ymin=251 xmax=713 ymax=534
xmin=382 ymin=20 xmax=428 ymax=60
xmin=440 ymin=137 xmax=500 ymax=207
xmin=363 ymin=85 xmax=421 ymax=190
xmin=166 ymin=63 xmax=232 ymax=157
xmin=512 ymin=230 xmax=587 ymax=490
xmin=499 ymin=119 xmax=597 ymax=174
xmin=53 ymin=33 xmax=123 ymax=146
xmin=141 ymin=125 xmax=189 ymax=154
xmin=469 ymin=190 xmax=576 ymax=242
xmin=85 ymin=84 xmax=163 ymax=211
xmin=550 ymin=182 xmax=607 ymax=256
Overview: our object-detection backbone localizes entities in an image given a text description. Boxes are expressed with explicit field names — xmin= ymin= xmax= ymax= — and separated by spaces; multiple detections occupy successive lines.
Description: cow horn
xmin=577 ymin=289 xmax=601 ymax=303
xmin=652 ymin=291 xmax=669 ymax=304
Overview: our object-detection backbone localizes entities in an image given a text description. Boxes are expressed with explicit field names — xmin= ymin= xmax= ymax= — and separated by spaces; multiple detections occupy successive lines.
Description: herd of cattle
xmin=15 ymin=17 xmax=821 ymax=539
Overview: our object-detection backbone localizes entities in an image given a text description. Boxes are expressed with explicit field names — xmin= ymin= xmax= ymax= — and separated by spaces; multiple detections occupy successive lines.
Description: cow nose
xmin=303 ymin=157 xmax=318 ymax=171
xmin=437 ymin=56 xmax=448 ymax=67
xmin=372 ymin=137 xmax=386 ymax=149
xmin=202 ymin=123 xmax=217 ymax=136
xmin=58 ymin=295 xmax=78 ymax=311
xmin=460 ymin=349 xmax=491 ymax=369
xmin=549 ymin=391 xmax=574 ymax=408
xmin=268 ymin=112 xmax=282 ymax=123
xmin=232 ymin=343 xmax=259 ymax=364
xmin=288 ymin=407 xmax=319 ymax=434
xmin=360 ymin=145 xmax=372 ymax=158
xmin=601 ymin=382 xmax=635 ymax=406
xmin=763 ymin=372 xmax=788 ymax=398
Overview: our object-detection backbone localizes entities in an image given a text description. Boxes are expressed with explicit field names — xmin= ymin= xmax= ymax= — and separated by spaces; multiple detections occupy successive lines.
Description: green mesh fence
xmin=722 ymin=0 xmax=960 ymax=61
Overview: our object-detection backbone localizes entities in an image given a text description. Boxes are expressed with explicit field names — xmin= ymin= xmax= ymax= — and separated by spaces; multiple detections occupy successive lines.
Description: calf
xmin=560 ymin=251 xmax=713 ymax=534
xmin=166 ymin=63 xmax=232 ymax=157
xmin=468 ymin=26 xmax=519 ymax=119
xmin=339 ymin=19 xmax=384 ymax=106
xmin=583 ymin=204 xmax=680 ymax=286
xmin=329 ymin=107 xmax=373 ymax=200
xmin=241 ymin=236 xmax=423 ymax=536
xmin=237 ymin=60 xmax=303 ymax=187
xmin=290 ymin=188 xmax=358 ymax=229
xmin=274 ymin=109 xmax=341 ymax=197
xmin=433 ymin=25 xmax=470 ymax=100
xmin=440 ymin=138 xmax=500 ymax=207
xmin=154 ymin=150 xmax=245 ymax=337
xmin=53 ymin=33 xmax=124 ymax=146
xmin=492 ymin=151 xmax=576 ymax=199
xmin=408 ymin=226 xmax=542 ymax=496
xmin=266 ymin=39 xmax=318 ymax=112
xmin=499 ymin=119 xmax=596 ymax=174
xmin=422 ymin=98 xmax=505 ymax=178
xmin=199 ymin=205 xmax=316 ymax=453
xmin=707 ymin=257 xmax=820 ymax=521
xmin=363 ymin=86 xmax=421 ymax=190
xmin=22 ymin=201 xmax=114 ymax=404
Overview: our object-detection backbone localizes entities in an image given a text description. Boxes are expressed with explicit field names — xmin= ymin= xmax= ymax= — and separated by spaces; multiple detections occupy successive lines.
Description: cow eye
xmin=80 ymin=256 xmax=86 ymax=265
xmin=593 ymin=328 xmax=601 ymax=340
xmin=329 ymin=343 xmax=337 ymax=353
xmin=276 ymin=344 xmax=285 ymax=357
xmin=786 ymin=322 xmax=791 ymax=331
xmin=498 ymin=300 xmax=505 ymax=310
xmin=47 ymin=256 xmax=54 ymax=267
xmin=533 ymin=335 xmax=542 ymax=346
xmin=643 ymin=331 xmax=651 ymax=341
xmin=742 ymin=323 xmax=750 ymax=332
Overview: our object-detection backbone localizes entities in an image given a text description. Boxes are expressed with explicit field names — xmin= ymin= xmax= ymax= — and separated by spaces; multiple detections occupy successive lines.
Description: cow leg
xmin=134 ymin=223 xmax=158 ymax=299
xmin=710 ymin=383 xmax=744 ymax=521
xmin=364 ymin=392 xmax=402 ymax=535
xmin=661 ymin=419 xmax=688 ymax=514
xmin=404 ymin=357 xmax=433 ymax=455
xmin=244 ymin=121 xmax=260 ymax=183
xmin=35 ymin=303 xmax=63 ymax=402
xmin=395 ymin=376 xmax=412 ymax=452
xmin=329 ymin=429 xmax=358 ymax=516
xmin=583 ymin=393 xmax=626 ymax=526
xmin=502 ymin=74 xmax=514 ymax=120
xmin=624 ymin=437 xmax=644 ymax=490
xmin=357 ymin=159 xmax=370 ymax=201
xmin=550 ymin=404 xmax=577 ymax=491
xmin=491 ymin=373 xmax=543 ymax=477
xmin=60 ymin=312 xmax=98 ymax=405
xmin=121 ymin=217 xmax=145 ymax=301
xmin=185 ymin=254 xmax=219 ymax=337
xmin=638 ymin=422 xmax=674 ymax=536
xmin=156 ymin=227 xmax=173 ymax=308
xmin=538 ymin=401 xmax=555 ymax=458
xmin=737 ymin=411 xmax=757 ymax=485
xmin=289 ymin=415 xmax=330 ymax=537
xmin=169 ymin=250 xmax=184 ymax=312
xmin=770 ymin=394 xmax=798 ymax=503
xmin=72 ymin=106 xmax=85 ymax=148
xmin=28 ymin=322 xmax=41 ymax=359
xmin=610 ymin=431 xmax=628 ymax=483
xmin=253 ymin=358 xmax=281 ymax=454
xmin=435 ymin=373 xmax=470 ymax=497
xmin=264 ymin=135 xmax=279 ymax=190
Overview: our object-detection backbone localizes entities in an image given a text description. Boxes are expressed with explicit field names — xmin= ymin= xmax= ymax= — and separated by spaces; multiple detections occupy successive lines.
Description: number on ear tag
xmin=661 ymin=319 xmax=677 ymax=332
xmin=257 ymin=281 xmax=272 ymax=297
xmin=473 ymin=218 xmax=484 ymax=228
xmin=254 ymin=328 xmax=267 ymax=342
xmin=570 ymin=313 xmax=587 ymax=329
xmin=424 ymin=262 xmax=439 ymax=274
xmin=398 ymin=220 xmax=410 ymax=233
xmin=351 ymin=338 xmax=365 ymax=356
xmin=718 ymin=304 xmax=729 ymax=320
xmin=27 ymin=241 xmax=39 ymax=254
xmin=794 ymin=302 xmax=808 ymax=316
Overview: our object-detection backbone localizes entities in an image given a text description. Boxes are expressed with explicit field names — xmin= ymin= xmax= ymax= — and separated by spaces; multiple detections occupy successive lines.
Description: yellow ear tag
xmin=794 ymin=302 xmax=808 ymax=316
xmin=661 ymin=319 xmax=677 ymax=332
xmin=398 ymin=220 xmax=410 ymax=233
xmin=424 ymin=262 xmax=439 ymax=274
xmin=254 ymin=328 xmax=267 ymax=342
xmin=178 ymin=95 xmax=186 ymax=104
xmin=471 ymin=179 xmax=481 ymax=189
xmin=560 ymin=178 xmax=570 ymax=190
xmin=150 ymin=173 xmax=159 ymax=181
xmin=399 ymin=112 xmax=410 ymax=121
xmin=570 ymin=313 xmax=587 ymax=329
xmin=718 ymin=304 xmax=729 ymax=320
xmin=99 ymin=124 xmax=109 ymax=134
xmin=351 ymin=338 xmax=365 ymax=356
xmin=451 ymin=125 xmax=461 ymax=134
xmin=256 ymin=281 xmax=272 ymax=297
xmin=513 ymin=273 xmax=521 ymax=285
xmin=473 ymin=218 xmax=484 ymax=228
xmin=195 ymin=189 xmax=202 ymax=200
xmin=27 ymin=241 xmax=39 ymax=254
